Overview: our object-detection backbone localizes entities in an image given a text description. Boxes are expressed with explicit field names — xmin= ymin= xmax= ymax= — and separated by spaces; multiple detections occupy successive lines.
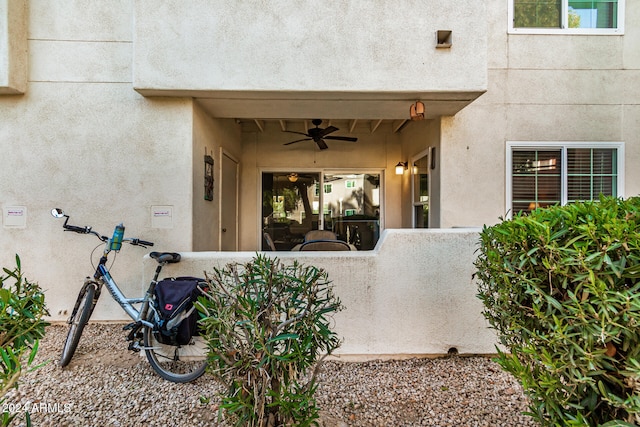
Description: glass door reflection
xmin=262 ymin=172 xmax=320 ymax=251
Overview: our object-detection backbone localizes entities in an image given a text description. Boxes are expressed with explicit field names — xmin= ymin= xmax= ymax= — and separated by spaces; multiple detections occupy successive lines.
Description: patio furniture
xmin=263 ymin=232 xmax=277 ymax=251
xmin=298 ymin=240 xmax=352 ymax=251
xmin=304 ymin=230 xmax=338 ymax=241
xmin=333 ymin=216 xmax=379 ymax=250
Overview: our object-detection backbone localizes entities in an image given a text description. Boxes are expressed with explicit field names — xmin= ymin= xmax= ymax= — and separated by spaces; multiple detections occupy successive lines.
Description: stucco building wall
xmin=0 ymin=1 xmax=638 ymax=357
xmin=191 ymin=105 xmax=242 ymax=251
xmin=132 ymin=1 xmax=487 ymax=96
xmin=1 ymin=2 xmax=198 ymax=319
xmin=438 ymin=0 xmax=640 ymax=228
xmin=0 ymin=0 xmax=27 ymax=93
xmin=145 ymin=229 xmax=496 ymax=357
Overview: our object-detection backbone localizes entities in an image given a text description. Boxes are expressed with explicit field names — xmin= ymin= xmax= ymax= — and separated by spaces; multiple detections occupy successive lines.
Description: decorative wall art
xmin=204 ymin=154 xmax=214 ymax=201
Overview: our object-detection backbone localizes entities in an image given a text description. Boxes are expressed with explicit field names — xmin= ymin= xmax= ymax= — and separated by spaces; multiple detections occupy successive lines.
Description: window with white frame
xmin=509 ymin=0 xmax=624 ymax=34
xmin=507 ymin=142 xmax=623 ymax=216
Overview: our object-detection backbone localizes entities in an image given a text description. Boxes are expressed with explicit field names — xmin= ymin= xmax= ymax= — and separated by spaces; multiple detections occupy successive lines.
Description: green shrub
xmin=475 ymin=196 xmax=640 ymax=426
xmin=196 ymin=254 xmax=343 ymax=427
xmin=1 ymin=255 xmax=49 ymax=427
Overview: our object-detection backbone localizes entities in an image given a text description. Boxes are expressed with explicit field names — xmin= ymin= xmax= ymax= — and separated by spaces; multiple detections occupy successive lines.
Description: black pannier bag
xmin=153 ymin=276 xmax=205 ymax=346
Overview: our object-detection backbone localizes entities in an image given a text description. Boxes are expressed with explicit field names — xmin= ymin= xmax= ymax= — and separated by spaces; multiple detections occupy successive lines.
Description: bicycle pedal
xmin=128 ymin=342 xmax=141 ymax=352
xmin=126 ymin=329 xmax=143 ymax=342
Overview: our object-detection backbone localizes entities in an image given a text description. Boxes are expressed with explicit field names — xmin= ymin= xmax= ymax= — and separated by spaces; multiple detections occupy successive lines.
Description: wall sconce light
xmin=395 ymin=162 xmax=408 ymax=175
xmin=410 ymin=101 xmax=425 ymax=121
xmin=287 ymin=173 xmax=299 ymax=183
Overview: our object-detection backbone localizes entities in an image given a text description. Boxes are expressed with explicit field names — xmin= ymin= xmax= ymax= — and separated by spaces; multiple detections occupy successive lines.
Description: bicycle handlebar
xmin=59 ymin=217 xmax=154 ymax=248
xmin=128 ymin=238 xmax=154 ymax=248
xmin=63 ymin=224 xmax=107 ymax=240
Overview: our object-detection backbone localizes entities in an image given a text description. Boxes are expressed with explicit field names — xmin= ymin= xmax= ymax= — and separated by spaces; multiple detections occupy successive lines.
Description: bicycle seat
xmin=150 ymin=252 xmax=181 ymax=264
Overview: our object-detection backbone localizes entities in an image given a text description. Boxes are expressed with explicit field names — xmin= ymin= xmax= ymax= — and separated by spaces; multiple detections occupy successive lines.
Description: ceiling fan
xmin=283 ymin=119 xmax=358 ymax=150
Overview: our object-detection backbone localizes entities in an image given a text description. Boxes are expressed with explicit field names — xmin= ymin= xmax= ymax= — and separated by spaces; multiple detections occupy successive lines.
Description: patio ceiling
xmin=164 ymin=89 xmax=486 ymax=134
xmin=235 ymin=118 xmax=409 ymax=134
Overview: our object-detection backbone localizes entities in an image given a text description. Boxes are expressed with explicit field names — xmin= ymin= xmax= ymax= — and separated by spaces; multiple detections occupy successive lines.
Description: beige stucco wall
xmin=0 ymin=0 xmax=27 ymax=94
xmin=1 ymin=0 xmax=638 ymax=347
xmin=133 ymin=0 xmax=487 ymax=95
xmin=191 ymin=105 xmax=242 ymax=251
xmin=144 ymin=229 xmax=497 ymax=357
xmin=437 ymin=0 xmax=640 ymax=228
xmin=0 ymin=2 xmax=200 ymax=320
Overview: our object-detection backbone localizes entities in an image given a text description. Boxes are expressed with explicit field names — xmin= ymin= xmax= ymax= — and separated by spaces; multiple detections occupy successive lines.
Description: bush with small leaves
xmin=1 ymin=255 xmax=49 ymax=427
xmin=475 ymin=196 xmax=640 ymax=426
xmin=196 ymin=254 xmax=343 ymax=427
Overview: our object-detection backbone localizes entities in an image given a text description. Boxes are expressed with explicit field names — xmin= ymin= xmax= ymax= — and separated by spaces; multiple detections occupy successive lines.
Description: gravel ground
xmin=3 ymin=324 xmax=537 ymax=426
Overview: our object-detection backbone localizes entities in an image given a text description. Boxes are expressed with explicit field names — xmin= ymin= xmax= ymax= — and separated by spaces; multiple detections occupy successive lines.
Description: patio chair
xmin=263 ymin=232 xmax=277 ymax=251
xmin=298 ymin=239 xmax=352 ymax=251
xmin=304 ymin=230 xmax=337 ymax=241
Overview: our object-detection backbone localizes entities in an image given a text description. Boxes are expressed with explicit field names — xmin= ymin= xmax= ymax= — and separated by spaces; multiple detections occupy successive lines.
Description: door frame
xmin=219 ymin=148 xmax=239 ymax=250
xmin=410 ymin=147 xmax=433 ymax=228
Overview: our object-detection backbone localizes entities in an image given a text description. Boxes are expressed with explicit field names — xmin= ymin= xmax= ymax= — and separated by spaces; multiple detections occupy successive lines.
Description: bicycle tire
xmin=142 ymin=311 xmax=207 ymax=383
xmin=59 ymin=283 xmax=96 ymax=367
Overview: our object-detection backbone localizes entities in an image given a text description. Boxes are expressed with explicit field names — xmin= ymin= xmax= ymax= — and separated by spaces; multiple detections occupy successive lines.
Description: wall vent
xmin=436 ymin=30 xmax=452 ymax=49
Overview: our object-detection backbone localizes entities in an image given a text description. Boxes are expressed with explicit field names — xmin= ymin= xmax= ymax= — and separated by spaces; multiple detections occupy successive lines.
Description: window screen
xmin=510 ymin=145 xmax=619 ymax=215
xmin=567 ymin=148 xmax=616 ymax=201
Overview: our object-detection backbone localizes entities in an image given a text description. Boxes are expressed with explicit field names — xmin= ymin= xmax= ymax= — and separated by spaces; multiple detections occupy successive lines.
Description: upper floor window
xmin=509 ymin=0 xmax=625 ymax=34
xmin=506 ymin=142 xmax=624 ymax=216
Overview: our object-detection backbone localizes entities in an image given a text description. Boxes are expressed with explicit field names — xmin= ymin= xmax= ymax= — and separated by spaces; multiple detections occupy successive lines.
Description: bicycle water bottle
xmin=110 ymin=223 xmax=125 ymax=251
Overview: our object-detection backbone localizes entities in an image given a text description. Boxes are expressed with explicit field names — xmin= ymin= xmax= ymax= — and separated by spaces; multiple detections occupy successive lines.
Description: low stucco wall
xmin=143 ymin=228 xmax=499 ymax=359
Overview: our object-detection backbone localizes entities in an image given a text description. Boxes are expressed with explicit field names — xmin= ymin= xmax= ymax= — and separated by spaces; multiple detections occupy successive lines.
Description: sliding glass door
xmin=261 ymin=171 xmax=381 ymax=251
xmin=323 ymin=173 xmax=380 ymax=250
xmin=262 ymin=172 xmax=320 ymax=251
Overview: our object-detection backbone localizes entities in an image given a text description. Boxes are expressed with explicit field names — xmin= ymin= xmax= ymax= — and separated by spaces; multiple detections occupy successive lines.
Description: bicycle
xmin=51 ymin=208 xmax=207 ymax=383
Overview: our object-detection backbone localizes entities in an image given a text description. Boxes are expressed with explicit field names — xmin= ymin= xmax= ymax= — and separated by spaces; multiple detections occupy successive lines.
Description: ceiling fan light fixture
xmin=410 ymin=101 xmax=425 ymax=121
xmin=287 ymin=173 xmax=299 ymax=183
xmin=282 ymin=119 xmax=357 ymax=150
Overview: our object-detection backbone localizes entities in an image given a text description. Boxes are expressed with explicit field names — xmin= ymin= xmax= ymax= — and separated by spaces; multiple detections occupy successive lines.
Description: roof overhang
xmin=135 ymin=89 xmax=486 ymax=121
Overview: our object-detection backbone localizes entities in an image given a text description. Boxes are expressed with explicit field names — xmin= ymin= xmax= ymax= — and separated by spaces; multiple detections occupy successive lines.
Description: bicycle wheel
xmin=59 ymin=283 xmax=96 ymax=367
xmin=142 ymin=311 xmax=207 ymax=383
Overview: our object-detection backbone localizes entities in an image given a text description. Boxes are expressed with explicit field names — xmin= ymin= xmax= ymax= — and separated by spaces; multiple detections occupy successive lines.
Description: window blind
xmin=511 ymin=147 xmax=617 ymax=214
xmin=512 ymin=150 xmax=561 ymax=212
xmin=567 ymin=148 xmax=616 ymax=202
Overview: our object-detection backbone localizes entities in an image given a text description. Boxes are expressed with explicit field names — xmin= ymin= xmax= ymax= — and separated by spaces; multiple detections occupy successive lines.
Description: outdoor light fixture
xmin=410 ymin=101 xmax=425 ymax=121
xmin=395 ymin=162 xmax=408 ymax=175
xmin=287 ymin=173 xmax=299 ymax=183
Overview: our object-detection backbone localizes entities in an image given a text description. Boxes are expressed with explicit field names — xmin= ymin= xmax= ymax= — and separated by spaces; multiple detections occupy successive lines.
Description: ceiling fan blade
xmin=316 ymin=139 xmax=329 ymax=150
xmin=324 ymin=136 xmax=358 ymax=142
xmin=284 ymin=138 xmax=312 ymax=145
xmin=318 ymin=126 xmax=338 ymax=137
xmin=283 ymin=130 xmax=311 ymax=137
